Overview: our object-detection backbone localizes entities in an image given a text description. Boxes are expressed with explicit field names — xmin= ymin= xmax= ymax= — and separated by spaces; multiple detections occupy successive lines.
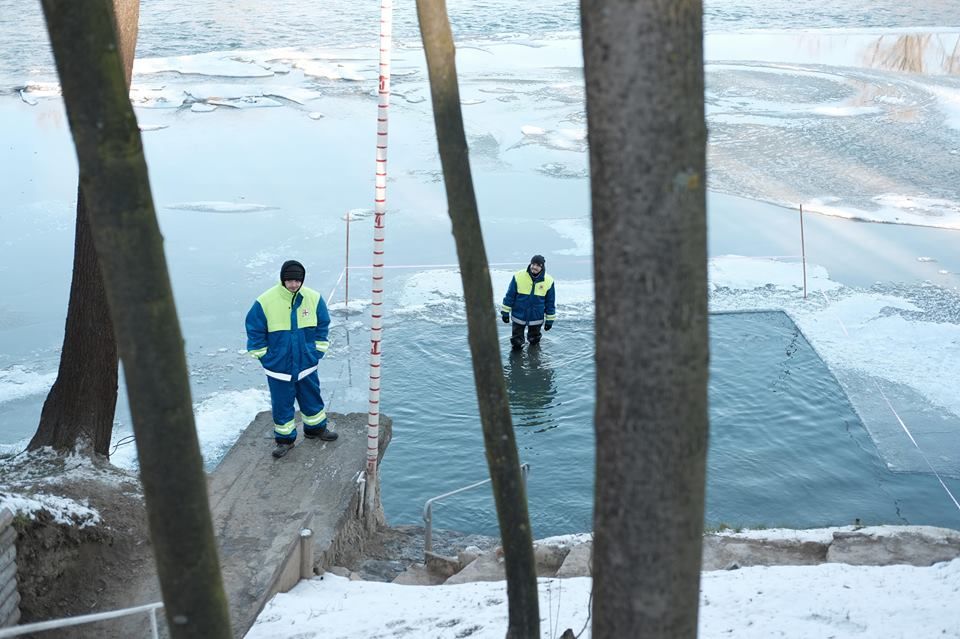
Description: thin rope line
xmin=822 ymin=284 xmax=959 ymax=514
xmin=874 ymin=380 xmax=960 ymax=514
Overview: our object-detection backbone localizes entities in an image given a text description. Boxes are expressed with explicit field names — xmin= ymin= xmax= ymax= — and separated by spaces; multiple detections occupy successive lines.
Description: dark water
xmin=2 ymin=0 xmax=958 ymax=537
xmin=375 ymin=311 xmax=960 ymax=537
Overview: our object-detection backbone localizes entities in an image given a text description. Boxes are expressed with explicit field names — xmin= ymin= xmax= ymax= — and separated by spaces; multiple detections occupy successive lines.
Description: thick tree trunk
xmin=30 ymin=193 xmax=118 ymax=455
xmin=581 ymin=1 xmax=709 ymax=637
xmin=29 ymin=0 xmax=139 ymax=457
xmin=415 ymin=1 xmax=540 ymax=637
xmin=40 ymin=2 xmax=232 ymax=637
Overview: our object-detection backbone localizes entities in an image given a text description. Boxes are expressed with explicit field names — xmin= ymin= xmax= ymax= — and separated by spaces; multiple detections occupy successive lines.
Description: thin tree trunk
xmin=29 ymin=0 xmax=139 ymax=457
xmin=415 ymin=1 xmax=540 ymax=637
xmin=581 ymin=1 xmax=709 ymax=637
xmin=40 ymin=2 xmax=232 ymax=637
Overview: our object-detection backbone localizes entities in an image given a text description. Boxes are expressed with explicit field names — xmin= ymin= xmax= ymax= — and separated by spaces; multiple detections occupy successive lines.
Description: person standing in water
xmin=501 ymin=254 xmax=556 ymax=350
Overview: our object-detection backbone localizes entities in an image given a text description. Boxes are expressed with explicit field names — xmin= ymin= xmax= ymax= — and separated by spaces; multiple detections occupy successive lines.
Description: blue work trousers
xmin=267 ymin=371 xmax=327 ymax=443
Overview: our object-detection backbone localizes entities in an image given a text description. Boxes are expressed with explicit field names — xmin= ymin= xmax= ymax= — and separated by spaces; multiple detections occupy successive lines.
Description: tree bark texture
xmin=415 ymin=1 xmax=540 ymax=637
xmin=581 ymin=1 xmax=709 ymax=637
xmin=40 ymin=2 xmax=232 ymax=637
xmin=29 ymin=0 xmax=139 ymax=457
xmin=30 ymin=192 xmax=119 ymax=455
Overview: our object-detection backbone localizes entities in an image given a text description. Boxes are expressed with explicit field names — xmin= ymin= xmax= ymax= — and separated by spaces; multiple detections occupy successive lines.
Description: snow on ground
xmin=0 ymin=491 xmax=100 ymax=528
xmin=0 ymin=450 xmax=118 ymax=527
xmin=246 ymin=558 xmax=960 ymax=639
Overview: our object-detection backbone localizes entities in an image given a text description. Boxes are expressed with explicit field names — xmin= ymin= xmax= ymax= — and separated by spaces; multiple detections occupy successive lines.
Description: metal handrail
xmin=422 ymin=463 xmax=530 ymax=554
xmin=0 ymin=602 xmax=163 ymax=638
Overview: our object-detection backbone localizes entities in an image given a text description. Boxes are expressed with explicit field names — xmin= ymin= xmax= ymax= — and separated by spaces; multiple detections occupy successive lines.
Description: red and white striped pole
xmin=799 ymin=203 xmax=808 ymax=299
xmin=364 ymin=0 xmax=392 ymax=521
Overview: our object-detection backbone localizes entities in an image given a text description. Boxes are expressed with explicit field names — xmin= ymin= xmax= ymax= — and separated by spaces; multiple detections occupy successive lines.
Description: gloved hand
xmin=501 ymin=312 xmax=510 ymax=324
xmin=544 ymin=320 xmax=553 ymax=331
xmin=317 ymin=351 xmax=325 ymax=360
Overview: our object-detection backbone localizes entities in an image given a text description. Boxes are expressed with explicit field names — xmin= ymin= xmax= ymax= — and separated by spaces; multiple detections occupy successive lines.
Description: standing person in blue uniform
xmin=246 ymin=260 xmax=338 ymax=458
xmin=501 ymin=254 xmax=557 ymax=351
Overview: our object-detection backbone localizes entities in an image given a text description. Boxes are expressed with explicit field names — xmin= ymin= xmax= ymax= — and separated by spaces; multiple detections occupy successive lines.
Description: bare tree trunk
xmin=581 ymin=1 xmax=709 ymax=637
xmin=415 ymin=1 xmax=540 ymax=636
xmin=29 ymin=0 xmax=139 ymax=457
xmin=30 ymin=193 xmax=118 ymax=455
xmin=40 ymin=2 xmax=232 ymax=637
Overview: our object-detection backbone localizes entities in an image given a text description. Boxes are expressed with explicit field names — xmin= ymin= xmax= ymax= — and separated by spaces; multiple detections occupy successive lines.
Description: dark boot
xmin=510 ymin=321 xmax=526 ymax=350
xmin=272 ymin=441 xmax=295 ymax=458
xmin=527 ymin=323 xmax=542 ymax=346
xmin=305 ymin=428 xmax=339 ymax=441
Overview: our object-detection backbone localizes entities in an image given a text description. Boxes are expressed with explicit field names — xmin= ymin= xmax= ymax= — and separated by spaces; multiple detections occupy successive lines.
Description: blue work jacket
xmin=501 ymin=269 xmax=556 ymax=325
xmin=245 ymin=284 xmax=330 ymax=381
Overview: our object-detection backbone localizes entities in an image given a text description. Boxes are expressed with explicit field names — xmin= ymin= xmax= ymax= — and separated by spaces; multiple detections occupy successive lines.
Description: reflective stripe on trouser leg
xmin=274 ymin=419 xmax=295 ymax=439
xmin=267 ymin=376 xmax=298 ymax=442
xmin=296 ymin=370 xmax=328 ymax=435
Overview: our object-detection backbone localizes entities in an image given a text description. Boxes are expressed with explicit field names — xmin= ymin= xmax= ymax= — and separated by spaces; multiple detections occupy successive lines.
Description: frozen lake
xmin=1 ymin=0 xmax=959 ymax=532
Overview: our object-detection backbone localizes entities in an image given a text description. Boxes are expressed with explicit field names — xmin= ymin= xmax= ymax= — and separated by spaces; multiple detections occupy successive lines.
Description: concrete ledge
xmin=207 ymin=411 xmax=391 ymax=637
xmin=119 ymin=411 xmax=391 ymax=639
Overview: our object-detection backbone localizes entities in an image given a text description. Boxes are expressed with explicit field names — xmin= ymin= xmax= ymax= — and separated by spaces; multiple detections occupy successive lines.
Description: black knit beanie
xmin=280 ymin=260 xmax=306 ymax=282
xmin=530 ymin=254 xmax=545 ymax=267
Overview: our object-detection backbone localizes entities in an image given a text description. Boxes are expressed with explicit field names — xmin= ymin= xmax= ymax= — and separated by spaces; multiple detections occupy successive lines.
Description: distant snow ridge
xmin=165 ymin=201 xmax=279 ymax=214
xmin=537 ymin=162 xmax=589 ymax=179
xmin=513 ymin=124 xmax=587 ymax=152
xmin=802 ymin=194 xmax=960 ymax=230
xmin=134 ymin=52 xmax=275 ymax=78
xmin=549 ymin=218 xmax=592 ymax=256
xmin=0 ymin=365 xmax=56 ymax=404
xmin=109 ymin=388 xmax=270 ymax=471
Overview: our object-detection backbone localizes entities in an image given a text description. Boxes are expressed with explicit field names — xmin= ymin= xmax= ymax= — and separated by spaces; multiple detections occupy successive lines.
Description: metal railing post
xmin=422 ymin=463 xmax=530 ymax=557
xmin=424 ymin=503 xmax=433 ymax=553
xmin=300 ymin=528 xmax=315 ymax=579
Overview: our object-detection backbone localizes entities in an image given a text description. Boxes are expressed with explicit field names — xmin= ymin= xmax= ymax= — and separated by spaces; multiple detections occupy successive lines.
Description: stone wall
xmin=0 ymin=508 xmax=20 ymax=628
xmin=384 ymin=525 xmax=960 ymax=585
